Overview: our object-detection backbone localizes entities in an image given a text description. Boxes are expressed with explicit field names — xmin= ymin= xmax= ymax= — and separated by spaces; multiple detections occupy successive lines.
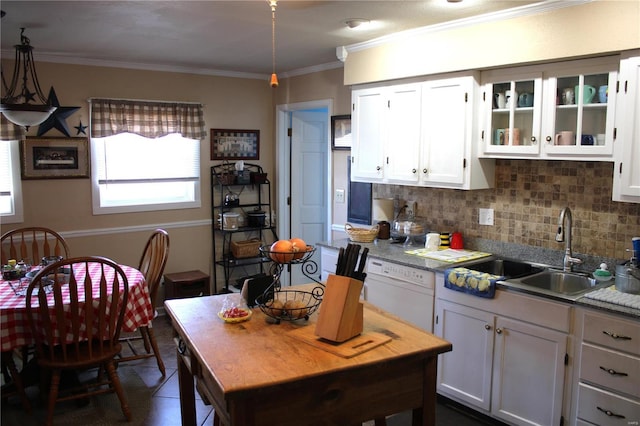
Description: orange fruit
xmin=269 ymin=240 xmax=295 ymax=263
xmin=289 ymin=238 xmax=307 ymax=259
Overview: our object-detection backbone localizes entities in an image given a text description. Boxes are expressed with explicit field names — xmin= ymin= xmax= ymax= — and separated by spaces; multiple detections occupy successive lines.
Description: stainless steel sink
xmin=465 ymin=259 xmax=544 ymax=279
xmin=503 ymin=269 xmax=611 ymax=301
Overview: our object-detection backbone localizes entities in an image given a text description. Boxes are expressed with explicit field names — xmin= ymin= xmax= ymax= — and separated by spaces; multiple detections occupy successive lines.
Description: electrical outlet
xmin=335 ymin=189 xmax=345 ymax=203
xmin=479 ymin=208 xmax=494 ymax=226
xmin=405 ymin=200 xmax=417 ymax=217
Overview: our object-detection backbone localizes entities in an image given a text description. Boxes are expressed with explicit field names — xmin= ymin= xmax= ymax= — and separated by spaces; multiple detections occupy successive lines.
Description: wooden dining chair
xmin=117 ymin=229 xmax=169 ymax=376
xmin=1 ymin=227 xmax=70 ymax=266
xmin=25 ymin=256 xmax=132 ymax=426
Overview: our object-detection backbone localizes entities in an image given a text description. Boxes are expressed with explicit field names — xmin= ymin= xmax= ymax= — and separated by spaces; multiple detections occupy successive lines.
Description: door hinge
xmin=463 ymin=158 xmax=467 ymax=169
xmin=619 ymin=162 xmax=623 ymax=174
xmin=287 ymin=196 xmax=291 ymax=206
xmin=352 ymin=103 xmax=355 ymax=111
xmin=482 ymin=91 xmax=486 ymax=102
xmin=435 ymin=315 xmax=439 ymax=325
xmin=465 ymin=92 xmax=468 ymax=103
xmin=387 ymin=100 xmax=390 ymax=108
xmin=481 ymin=130 xmax=485 ymax=140
xmin=564 ymin=353 xmax=569 ymax=365
xmin=287 ymin=128 xmax=292 ymax=137
xmin=613 ymin=127 xmax=617 ymax=140
xmin=616 ymin=80 xmax=620 ymax=93
xmin=625 ymin=80 xmax=629 ymax=93
xmin=386 ymin=156 xmax=389 ymax=164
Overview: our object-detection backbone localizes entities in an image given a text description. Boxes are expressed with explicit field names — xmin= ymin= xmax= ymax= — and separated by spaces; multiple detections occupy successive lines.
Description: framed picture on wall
xmin=20 ymin=137 xmax=90 ymax=179
xmin=331 ymin=115 xmax=351 ymax=150
xmin=210 ymin=129 xmax=260 ymax=160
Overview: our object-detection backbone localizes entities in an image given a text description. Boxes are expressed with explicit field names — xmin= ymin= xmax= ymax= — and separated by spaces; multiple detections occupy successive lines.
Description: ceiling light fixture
xmin=0 ymin=28 xmax=56 ymax=128
xmin=269 ymin=0 xmax=279 ymax=88
xmin=345 ymin=18 xmax=370 ymax=29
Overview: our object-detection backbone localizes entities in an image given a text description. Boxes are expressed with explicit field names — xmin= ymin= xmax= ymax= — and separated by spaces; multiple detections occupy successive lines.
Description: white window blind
xmin=0 ymin=139 xmax=24 ymax=223
xmin=91 ymin=132 xmax=201 ymax=214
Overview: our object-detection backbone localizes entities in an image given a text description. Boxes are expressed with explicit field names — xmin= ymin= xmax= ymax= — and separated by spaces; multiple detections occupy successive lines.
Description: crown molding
xmin=340 ymin=0 xmax=593 ymax=55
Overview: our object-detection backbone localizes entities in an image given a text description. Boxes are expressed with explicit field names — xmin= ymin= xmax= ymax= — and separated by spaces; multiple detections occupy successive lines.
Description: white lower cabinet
xmin=434 ymin=273 xmax=571 ymax=426
xmin=319 ymin=246 xmax=338 ymax=283
xmin=571 ymin=308 xmax=640 ymax=425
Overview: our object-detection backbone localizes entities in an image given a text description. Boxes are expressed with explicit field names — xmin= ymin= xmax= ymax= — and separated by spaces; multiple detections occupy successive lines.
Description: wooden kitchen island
xmin=164 ymin=284 xmax=451 ymax=426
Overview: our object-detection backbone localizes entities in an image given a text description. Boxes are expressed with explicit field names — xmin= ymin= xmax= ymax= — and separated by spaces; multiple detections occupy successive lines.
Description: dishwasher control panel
xmin=367 ymin=259 xmax=434 ymax=289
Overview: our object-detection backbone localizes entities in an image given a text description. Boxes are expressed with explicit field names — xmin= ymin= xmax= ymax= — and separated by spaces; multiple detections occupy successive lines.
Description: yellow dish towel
xmin=444 ymin=267 xmax=503 ymax=299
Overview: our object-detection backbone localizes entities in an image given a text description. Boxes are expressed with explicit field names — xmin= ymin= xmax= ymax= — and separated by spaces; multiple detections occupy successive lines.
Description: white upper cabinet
xmin=421 ymin=75 xmax=490 ymax=189
xmin=351 ymin=73 xmax=495 ymax=190
xmin=385 ymin=83 xmax=423 ymax=184
xmin=351 ymin=87 xmax=387 ymax=182
xmin=479 ymin=56 xmax=619 ymax=161
xmin=613 ymin=52 xmax=640 ymax=203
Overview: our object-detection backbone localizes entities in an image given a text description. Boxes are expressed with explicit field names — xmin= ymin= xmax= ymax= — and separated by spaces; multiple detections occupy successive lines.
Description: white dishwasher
xmin=365 ymin=259 xmax=435 ymax=332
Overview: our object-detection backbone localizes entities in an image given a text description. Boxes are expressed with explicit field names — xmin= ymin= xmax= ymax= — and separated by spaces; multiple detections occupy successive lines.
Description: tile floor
xmin=4 ymin=313 xmax=504 ymax=426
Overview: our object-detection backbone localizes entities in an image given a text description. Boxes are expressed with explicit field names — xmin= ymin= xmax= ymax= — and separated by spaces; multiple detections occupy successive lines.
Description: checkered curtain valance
xmin=0 ymin=114 xmax=26 ymax=141
xmin=90 ymin=98 xmax=206 ymax=140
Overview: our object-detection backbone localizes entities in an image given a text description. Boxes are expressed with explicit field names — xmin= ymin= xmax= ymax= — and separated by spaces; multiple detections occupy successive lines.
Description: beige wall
xmin=344 ymin=0 xmax=640 ymax=85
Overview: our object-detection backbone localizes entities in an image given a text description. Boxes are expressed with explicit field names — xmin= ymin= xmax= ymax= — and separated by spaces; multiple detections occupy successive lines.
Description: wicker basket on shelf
xmin=231 ymin=239 xmax=263 ymax=258
xmin=345 ymin=223 xmax=379 ymax=243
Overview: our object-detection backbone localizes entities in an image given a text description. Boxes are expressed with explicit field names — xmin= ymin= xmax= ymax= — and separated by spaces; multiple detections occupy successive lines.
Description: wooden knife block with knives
xmin=315 ymin=243 xmax=369 ymax=343
xmin=315 ymin=274 xmax=363 ymax=343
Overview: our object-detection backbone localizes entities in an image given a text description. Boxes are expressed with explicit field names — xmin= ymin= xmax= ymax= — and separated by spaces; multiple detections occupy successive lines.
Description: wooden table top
xmin=164 ymin=284 xmax=452 ymax=398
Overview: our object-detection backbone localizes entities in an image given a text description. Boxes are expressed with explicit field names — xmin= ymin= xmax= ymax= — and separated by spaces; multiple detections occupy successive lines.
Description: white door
xmin=290 ymin=110 xmax=328 ymax=284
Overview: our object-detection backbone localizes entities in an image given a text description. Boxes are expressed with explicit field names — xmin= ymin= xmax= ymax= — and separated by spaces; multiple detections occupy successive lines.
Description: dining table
xmin=0 ymin=262 xmax=154 ymax=398
xmin=164 ymin=283 xmax=452 ymax=426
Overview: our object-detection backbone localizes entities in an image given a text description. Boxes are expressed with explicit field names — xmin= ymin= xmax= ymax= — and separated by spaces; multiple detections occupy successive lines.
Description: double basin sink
xmin=465 ymin=258 xmax=611 ymax=301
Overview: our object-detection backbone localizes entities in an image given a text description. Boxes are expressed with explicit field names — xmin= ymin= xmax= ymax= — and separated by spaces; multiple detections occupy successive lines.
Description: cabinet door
xmin=434 ymin=299 xmax=494 ymax=411
xmin=351 ymin=87 xmax=386 ymax=182
xmin=614 ymin=55 xmax=640 ymax=201
xmin=420 ymin=76 xmax=473 ymax=187
xmin=385 ymin=83 xmax=422 ymax=184
xmin=542 ymin=61 xmax=617 ymax=158
xmin=491 ymin=316 xmax=567 ymax=426
xmin=481 ymin=72 xmax=543 ymax=156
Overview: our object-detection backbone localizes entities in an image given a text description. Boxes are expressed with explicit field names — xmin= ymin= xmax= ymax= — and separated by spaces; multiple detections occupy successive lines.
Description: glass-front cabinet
xmin=480 ymin=56 xmax=619 ymax=161
xmin=543 ymin=62 xmax=617 ymax=157
xmin=481 ymin=70 xmax=543 ymax=156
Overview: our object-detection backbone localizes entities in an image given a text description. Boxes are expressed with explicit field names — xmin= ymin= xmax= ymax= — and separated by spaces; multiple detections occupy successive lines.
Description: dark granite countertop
xmin=318 ymin=238 xmax=639 ymax=320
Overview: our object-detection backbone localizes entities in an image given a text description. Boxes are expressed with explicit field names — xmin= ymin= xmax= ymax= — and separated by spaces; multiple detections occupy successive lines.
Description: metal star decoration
xmin=36 ymin=87 xmax=80 ymax=137
xmin=75 ymin=120 xmax=88 ymax=135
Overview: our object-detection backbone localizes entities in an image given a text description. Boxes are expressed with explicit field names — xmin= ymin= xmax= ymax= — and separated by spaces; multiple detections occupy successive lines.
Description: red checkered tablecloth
xmin=0 ymin=263 xmax=154 ymax=352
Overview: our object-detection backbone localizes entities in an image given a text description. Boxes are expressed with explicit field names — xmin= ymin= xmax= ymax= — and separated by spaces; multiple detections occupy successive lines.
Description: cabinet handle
xmin=530 ymin=136 xmax=537 ymax=144
xmin=376 ymin=166 xmax=381 ymax=171
xmin=603 ymin=330 xmax=632 ymax=340
xmin=484 ymin=324 xmax=492 ymax=331
xmin=596 ymin=406 xmax=625 ymax=419
xmin=422 ymin=168 xmax=428 ymax=174
xmin=599 ymin=366 xmax=629 ymax=376
xmin=412 ymin=168 xmax=417 ymax=174
xmin=177 ymin=338 xmax=187 ymax=355
xmin=545 ymin=136 xmax=552 ymax=143
xmin=495 ymin=328 xmax=503 ymax=334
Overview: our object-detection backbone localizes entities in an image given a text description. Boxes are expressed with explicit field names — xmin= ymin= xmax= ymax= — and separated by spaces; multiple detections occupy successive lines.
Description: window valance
xmin=90 ymin=98 xmax=206 ymax=140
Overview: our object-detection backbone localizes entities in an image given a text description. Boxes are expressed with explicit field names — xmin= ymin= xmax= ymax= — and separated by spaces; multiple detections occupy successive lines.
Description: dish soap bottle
xmin=593 ymin=263 xmax=612 ymax=282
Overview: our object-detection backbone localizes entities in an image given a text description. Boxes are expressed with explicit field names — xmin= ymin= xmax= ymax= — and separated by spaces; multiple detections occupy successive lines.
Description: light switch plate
xmin=479 ymin=208 xmax=494 ymax=226
xmin=335 ymin=189 xmax=345 ymax=203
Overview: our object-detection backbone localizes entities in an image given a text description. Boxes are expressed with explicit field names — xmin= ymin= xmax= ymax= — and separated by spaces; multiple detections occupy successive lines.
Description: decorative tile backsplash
xmin=374 ymin=160 xmax=640 ymax=262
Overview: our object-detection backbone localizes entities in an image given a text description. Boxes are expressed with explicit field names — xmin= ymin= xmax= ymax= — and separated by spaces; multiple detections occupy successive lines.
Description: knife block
xmin=315 ymin=274 xmax=363 ymax=343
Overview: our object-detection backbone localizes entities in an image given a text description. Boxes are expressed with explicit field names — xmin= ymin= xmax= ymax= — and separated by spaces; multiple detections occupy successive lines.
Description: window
xmin=91 ymin=132 xmax=201 ymax=214
xmin=89 ymin=98 xmax=205 ymax=214
xmin=0 ymin=139 xmax=24 ymax=223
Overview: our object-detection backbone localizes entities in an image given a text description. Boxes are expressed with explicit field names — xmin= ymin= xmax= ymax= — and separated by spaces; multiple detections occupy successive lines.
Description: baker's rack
xmin=255 ymin=246 xmax=324 ymax=323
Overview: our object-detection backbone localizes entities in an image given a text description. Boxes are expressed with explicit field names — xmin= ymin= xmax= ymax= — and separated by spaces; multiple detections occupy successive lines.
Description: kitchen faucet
xmin=555 ymin=207 xmax=582 ymax=272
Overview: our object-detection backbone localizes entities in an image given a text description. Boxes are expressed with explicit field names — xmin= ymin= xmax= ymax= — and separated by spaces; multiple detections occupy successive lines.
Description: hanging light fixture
xmin=269 ymin=0 xmax=279 ymax=88
xmin=0 ymin=28 xmax=56 ymax=128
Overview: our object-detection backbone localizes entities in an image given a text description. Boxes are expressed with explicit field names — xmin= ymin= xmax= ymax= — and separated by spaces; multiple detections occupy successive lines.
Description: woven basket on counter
xmin=345 ymin=223 xmax=379 ymax=243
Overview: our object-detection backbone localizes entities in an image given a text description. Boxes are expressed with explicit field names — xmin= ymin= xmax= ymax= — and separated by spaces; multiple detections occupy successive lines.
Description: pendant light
xmin=269 ymin=0 xmax=279 ymax=88
xmin=1 ymin=28 xmax=56 ymax=128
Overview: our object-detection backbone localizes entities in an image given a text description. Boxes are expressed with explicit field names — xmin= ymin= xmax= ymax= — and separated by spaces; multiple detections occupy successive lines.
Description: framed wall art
xmin=20 ymin=137 xmax=90 ymax=180
xmin=210 ymin=129 xmax=260 ymax=160
xmin=331 ymin=115 xmax=351 ymax=150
